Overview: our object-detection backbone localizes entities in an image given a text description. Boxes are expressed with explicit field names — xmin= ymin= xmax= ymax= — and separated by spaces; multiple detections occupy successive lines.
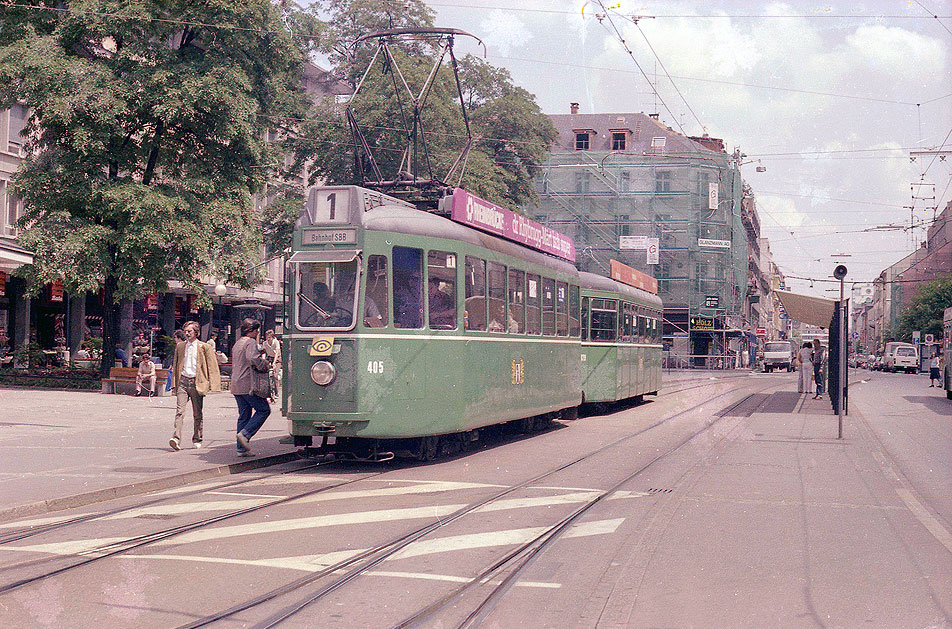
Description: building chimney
xmin=570 ymin=102 xmax=579 ymax=114
xmin=648 ymin=113 xmax=659 ymax=120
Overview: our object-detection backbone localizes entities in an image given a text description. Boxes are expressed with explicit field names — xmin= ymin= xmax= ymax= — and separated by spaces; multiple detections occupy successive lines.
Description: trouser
xmin=813 ymin=363 xmax=823 ymax=395
xmin=173 ymin=376 xmax=204 ymax=444
xmin=136 ymin=374 xmax=156 ymax=393
xmin=798 ymin=366 xmax=813 ymax=393
xmin=235 ymin=394 xmax=271 ymax=451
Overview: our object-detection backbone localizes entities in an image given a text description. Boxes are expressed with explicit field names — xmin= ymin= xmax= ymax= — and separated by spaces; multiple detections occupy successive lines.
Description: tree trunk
xmin=100 ymin=277 xmax=117 ymax=379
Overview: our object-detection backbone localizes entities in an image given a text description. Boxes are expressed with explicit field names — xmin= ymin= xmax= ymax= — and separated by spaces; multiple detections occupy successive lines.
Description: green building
xmin=523 ymin=107 xmax=749 ymax=363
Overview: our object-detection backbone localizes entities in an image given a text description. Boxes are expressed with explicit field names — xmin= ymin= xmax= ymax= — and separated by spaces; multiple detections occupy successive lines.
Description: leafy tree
xmin=0 ymin=0 xmax=309 ymax=376
xmin=894 ymin=276 xmax=952 ymax=342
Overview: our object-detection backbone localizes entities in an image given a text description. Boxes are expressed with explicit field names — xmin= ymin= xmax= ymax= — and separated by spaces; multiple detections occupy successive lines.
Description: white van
xmin=883 ymin=342 xmax=918 ymax=373
xmin=763 ymin=341 xmax=795 ymax=372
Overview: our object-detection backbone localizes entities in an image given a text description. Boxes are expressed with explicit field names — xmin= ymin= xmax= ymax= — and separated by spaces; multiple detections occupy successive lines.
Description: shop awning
xmin=775 ymin=290 xmax=836 ymax=328
xmin=0 ymin=237 xmax=33 ymax=272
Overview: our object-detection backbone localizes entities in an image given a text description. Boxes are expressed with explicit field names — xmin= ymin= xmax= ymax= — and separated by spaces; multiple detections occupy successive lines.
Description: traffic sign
xmin=925 ymin=333 xmax=934 ymax=344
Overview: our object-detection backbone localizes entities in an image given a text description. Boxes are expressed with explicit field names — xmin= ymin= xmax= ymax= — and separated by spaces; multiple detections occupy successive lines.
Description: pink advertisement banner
xmin=449 ymin=188 xmax=575 ymax=262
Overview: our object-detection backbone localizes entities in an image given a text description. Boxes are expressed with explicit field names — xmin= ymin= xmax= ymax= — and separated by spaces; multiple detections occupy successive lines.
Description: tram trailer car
xmin=284 ymin=186 xmax=586 ymax=459
xmin=944 ymin=307 xmax=952 ymax=399
xmin=579 ymin=272 xmax=662 ymax=405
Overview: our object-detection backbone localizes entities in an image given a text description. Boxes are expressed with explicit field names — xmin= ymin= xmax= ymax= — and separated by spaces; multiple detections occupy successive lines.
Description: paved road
xmin=0 ymin=371 xmax=948 ymax=628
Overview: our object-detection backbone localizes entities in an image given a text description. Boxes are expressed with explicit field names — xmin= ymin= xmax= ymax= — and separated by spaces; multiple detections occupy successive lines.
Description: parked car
xmin=883 ymin=342 xmax=919 ymax=374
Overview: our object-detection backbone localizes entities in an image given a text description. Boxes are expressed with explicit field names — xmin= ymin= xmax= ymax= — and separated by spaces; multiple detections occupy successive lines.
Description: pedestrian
xmin=232 ymin=318 xmax=271 ymax=456
xmin=207 ymin=331 xmax=218 ymax=353
xmin=135 ymin=354 xmax=156 ymax=397
xmin=928 ymin=351 xmax=941 ymax=387
xmin=811 ymin=339 xmax=826 ymax=399
xmin=169 ymin=321 xmax=221 ymax=451
xmin=114 ymin=345 xmax=129 ymax=367
xmin=797 ymin=342 xmax=813 ymax=394
xmin=164 ymin=329 xmax=185 ymax=393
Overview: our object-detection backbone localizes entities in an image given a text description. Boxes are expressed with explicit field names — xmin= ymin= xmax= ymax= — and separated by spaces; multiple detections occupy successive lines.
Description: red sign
xmin=146 ymin=293 xmax=158 ymax=310
xmin=449 ymin=188 xmax=576 ymax=262
xmin=188 ymin=294 xmax=199 ymax=314
xmin=609 ymin=259 xmax=658 ymax=294
xmin=0 ymin=271 xmax=5 ymax=297
xmin=756 ymin=327 xmax=767 ymax=336
xmin=50 ymin=278 xmax=64 ymax=303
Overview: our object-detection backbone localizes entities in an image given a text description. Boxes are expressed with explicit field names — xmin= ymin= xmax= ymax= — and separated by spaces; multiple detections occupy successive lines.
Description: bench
xmin=102 ymin=367 xmax=170 ymax=396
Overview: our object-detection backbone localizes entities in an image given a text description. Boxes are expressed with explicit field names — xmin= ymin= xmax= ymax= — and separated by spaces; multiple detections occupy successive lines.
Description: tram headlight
xmin=310 ymin=361 xmax=336 ymax=386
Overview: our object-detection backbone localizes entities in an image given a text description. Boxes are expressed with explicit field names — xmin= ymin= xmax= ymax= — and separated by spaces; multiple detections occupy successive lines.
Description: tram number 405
xmin=367 ymin=361 xmax=385 ymax=374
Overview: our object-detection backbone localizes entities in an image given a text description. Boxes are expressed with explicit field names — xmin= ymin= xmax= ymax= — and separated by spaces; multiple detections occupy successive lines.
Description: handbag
xmin=250 ymin=355 xmax=272 ymax=400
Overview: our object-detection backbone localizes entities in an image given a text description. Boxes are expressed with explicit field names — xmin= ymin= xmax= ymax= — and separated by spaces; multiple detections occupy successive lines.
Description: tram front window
xmin=297 ymin=260 xmax=359 ymax=329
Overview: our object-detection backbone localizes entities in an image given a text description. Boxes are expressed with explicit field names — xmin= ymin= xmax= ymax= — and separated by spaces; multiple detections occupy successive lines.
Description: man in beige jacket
xmin=170 ymin=320 xmax=221 ymax=450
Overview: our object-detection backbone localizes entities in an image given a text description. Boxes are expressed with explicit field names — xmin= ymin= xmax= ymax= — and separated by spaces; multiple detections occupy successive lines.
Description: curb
xmin=0 ymin=451 xmax=303 ymax=524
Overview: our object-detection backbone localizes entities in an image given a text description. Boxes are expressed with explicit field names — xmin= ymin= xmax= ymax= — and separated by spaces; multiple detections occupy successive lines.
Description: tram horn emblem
xmin=309 ymin=336 xmax=335 ymax=357
xmin=511 ymin=358 xmax=525 ymax=385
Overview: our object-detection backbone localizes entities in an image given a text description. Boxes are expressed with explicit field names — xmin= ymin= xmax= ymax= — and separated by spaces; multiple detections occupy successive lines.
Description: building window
xmin=611 ymin=132 xmax=627 ymax=151
xmin=616 ymin=214 xmax=630 ymax=238
xmin=575 ymin=171 xmax=590 ymax=193
xmin=655 ymin=170 xmax=671 ymax=193
xmin=8 ymin=104 xmax=27 ymax=153
xmin=5 ymin=192 xmax=21 ymax=237
xmin=575 ymin=132 xmax=590 ymax=150
xmin=619 ymin=171 xmax=630 ymax=192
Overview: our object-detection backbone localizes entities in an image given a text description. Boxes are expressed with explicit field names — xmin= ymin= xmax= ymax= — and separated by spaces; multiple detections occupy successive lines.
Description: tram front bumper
xmin=289 ymin=414 xmax=370 ymax=438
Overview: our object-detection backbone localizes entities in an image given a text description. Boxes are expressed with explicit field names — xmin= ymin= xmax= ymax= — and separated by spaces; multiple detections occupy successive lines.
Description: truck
xmin=883 ymin=341 xmax=918 ymax=374
xmin=763 ymin=340 xmax=795 ymax=372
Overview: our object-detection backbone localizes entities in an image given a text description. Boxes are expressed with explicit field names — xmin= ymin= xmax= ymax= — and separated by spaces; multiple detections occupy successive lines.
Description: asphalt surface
xmin=0 ymin=369 xmax=948 ymax=628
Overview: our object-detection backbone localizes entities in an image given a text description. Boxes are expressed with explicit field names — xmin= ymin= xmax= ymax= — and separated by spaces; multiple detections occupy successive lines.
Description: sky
xmin=416 ymin=0 xmax=952 ymax=297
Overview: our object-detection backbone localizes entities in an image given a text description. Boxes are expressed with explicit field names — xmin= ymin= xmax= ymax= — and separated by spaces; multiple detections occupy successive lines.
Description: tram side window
xmin=508 ymin=269 xmax=525 ymax=334
xmin=556 ymin=282 xmax=568 ymax=336
xmin=542 ymin=278 xmax=556 ymax=336
xmin=393 ymin=246 xmax=423 ymax=329
xmin=428 ymin=250 xmax=457 ymax=330
xmin=364 ymin=255 xmax=389 ymax=328
xmin=488 ymin=262 xmax=507 ymax=332
xmin=581 ymin=296 xmax=590 ymax=341
xmin=590 ymin=298 xmax=617 ymax=341
xmin=569 ymin=285 xmax=580 ymax=337
xmin=465 ymin=256 xmax=487 ymax=331
xmin=526 ymin=274 xmax=541 ymax=335
xmin=622 ymin=303 xmax=634 ymax=342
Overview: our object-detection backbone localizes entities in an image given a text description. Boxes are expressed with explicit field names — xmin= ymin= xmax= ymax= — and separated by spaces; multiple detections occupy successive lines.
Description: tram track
xmin=0 ymin=463 xmax=388 ymax=595
xmin=179 ymin=379 xmax=776 ymax=628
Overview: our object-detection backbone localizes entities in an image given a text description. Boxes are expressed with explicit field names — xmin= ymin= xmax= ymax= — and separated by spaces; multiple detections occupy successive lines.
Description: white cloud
xmin=479 ymin=9 xmax=533 ymax=56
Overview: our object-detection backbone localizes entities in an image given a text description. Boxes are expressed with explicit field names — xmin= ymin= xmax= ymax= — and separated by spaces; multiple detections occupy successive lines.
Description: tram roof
xmin=362 ymin=206 xmax=578 ymax=276
xmin=579 ymin=271 xmax=663 ymax=307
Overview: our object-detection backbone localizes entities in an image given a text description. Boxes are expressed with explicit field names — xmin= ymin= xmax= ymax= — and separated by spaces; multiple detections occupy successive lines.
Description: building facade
xmin=524 ymin=106 xmax=751 ymax=364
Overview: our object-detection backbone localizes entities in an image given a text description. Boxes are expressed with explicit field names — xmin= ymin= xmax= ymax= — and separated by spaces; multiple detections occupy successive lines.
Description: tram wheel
xmin=418 ymin=435 xmax=440 ymax=461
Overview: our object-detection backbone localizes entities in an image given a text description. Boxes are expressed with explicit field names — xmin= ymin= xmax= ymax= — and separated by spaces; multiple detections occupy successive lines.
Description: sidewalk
xmin=0 ymin=387 xmax=297 ymax=522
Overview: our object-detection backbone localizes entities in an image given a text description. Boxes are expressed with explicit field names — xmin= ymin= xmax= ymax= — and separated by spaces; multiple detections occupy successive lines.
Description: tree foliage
xmin=290 ymin=0 xmax=556 ymax=213
xmin=0 ymin=0 xmax=309 ymax=375
xmin=894 ymin=276 xmax=952 ymax=342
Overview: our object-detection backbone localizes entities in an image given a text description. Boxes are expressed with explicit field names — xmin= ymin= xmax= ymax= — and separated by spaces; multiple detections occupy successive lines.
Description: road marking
xmin=3 ymin=537 xmax=130 ymax=556
xmin=206 ymin=491 xmax=286 ymax=498
xmin=103 ymin=499 xmax=274 ymax=520
xmin=895 ymin=488 xmax=952 ymax=553
xmin=475 ymin=492 xmax=601 ymax=512
xmin=298 ymin=481 xmax=504 ymax=504
xmin=0 ymin=514 xmax=88 ymax=529
xmin=607 ymin=490 xmax=652 ymax=500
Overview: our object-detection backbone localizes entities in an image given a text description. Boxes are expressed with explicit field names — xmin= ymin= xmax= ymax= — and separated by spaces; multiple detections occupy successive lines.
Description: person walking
xmin=232 ymin=318 xmax=271 ymax=456
xmin=928 ymin=351 xmax=941 ymax=387
xmin=170 ymin=321 xmax=220 ymax=451
xmin=797 ymin=342 xmax=814 ymax=394
xmin=260 ymin=329 xmax=282 ymax=397
xmin=811 ymin=339 xmax=826 ymax=399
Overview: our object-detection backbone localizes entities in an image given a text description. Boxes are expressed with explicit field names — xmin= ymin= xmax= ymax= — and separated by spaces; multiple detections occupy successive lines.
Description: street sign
xmin=912 ymin=330 xmax=921 ymax=344
xmin=705 ymin=295 xmax=719 ymax=308
xmin=925 ymin=333 xmax=934 ymax=344
xmin=708 ymin=182 xmax=718 ymax=210
xmin=646 ymin=238 xmax=659 ymax=264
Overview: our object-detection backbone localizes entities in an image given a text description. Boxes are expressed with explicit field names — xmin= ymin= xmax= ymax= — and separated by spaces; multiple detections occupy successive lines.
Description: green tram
xmin=579 ymin=271 xmax=663 ymax=405
xmin=283 ymin=185 xmax=662 ymax=459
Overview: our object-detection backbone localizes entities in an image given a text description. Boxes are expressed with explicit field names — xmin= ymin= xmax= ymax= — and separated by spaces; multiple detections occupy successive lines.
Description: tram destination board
xmin=302 ymin=228 xmax=357 ymax=245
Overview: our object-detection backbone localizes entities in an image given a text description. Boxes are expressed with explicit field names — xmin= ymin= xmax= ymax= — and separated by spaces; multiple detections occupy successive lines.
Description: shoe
xmin=149 ymin=391 xmax=155 ymax=397
xmin=236 ymin=432 xmax=251 ymax=452
xmin=135 ymin=391 xmax=141 ymax=397
xmin=169 ymin=437 xmax=181 ymax=451
xmin=193 ymin=441 xmax=203 ymax=449
xmin=237 ymin=451 xmax=254 ymax=457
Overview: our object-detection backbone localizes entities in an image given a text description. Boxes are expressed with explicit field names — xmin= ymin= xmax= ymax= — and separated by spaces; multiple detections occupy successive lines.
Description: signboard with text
xmin=50 ymin=278 xmax=64 ymax=303
xmin=0 ymin=271 xmax=5 ymax=298
xmin=449 ymin=188 xmax=575 ymax=262
xmin=690 ymin=316 xmax=715 ymax=331
xmin=646 ymin=238 xmax=659 ymax=264
xmin=698 ymin=238 xmax=731 ymax=249
xmin=708 ymin=182 xmax=719 ymax=210
xmin=609 ymin=259 xmax=658 ymax=294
